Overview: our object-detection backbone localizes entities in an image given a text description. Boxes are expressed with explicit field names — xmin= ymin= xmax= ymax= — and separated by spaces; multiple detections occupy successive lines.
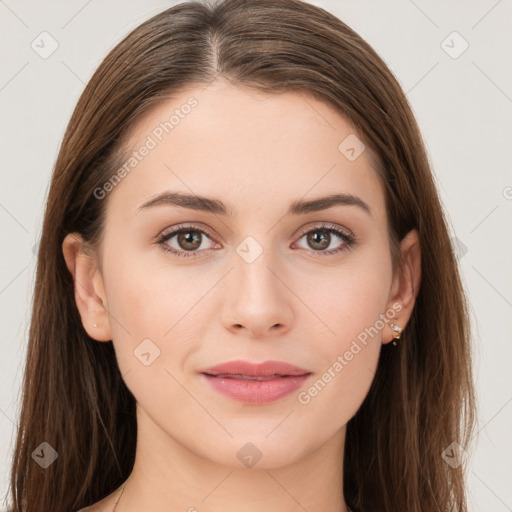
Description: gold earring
xmin=390 ymin=323 xmax=402 ymax=346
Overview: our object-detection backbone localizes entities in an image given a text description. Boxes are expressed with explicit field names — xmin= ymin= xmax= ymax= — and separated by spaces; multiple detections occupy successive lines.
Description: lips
xmin=200 ymin=360 xmax=311 ymax=378
xmin=211 ymin=374 xmax=282 ymax=381
xmin=199 ymin=360 xmax=312 ymax=404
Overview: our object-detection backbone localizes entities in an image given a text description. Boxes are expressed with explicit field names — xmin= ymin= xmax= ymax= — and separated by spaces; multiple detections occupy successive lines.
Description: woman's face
xmin=72 ymin=78 xmax=416 ymax=469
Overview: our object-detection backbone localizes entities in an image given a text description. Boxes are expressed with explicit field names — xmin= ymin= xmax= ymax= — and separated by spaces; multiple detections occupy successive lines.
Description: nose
xmin=220 ymin=253 xmax=293 ymax=339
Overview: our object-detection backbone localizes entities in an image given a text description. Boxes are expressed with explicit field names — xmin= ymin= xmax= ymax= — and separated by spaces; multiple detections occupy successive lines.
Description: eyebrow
xmin=137 ymin=191 xmax=372 ymax=218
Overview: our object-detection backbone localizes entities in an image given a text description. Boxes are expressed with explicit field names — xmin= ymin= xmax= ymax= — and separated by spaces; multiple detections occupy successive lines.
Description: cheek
xmin=291 ymin=257 xmax=390 ymax=423
xmin=101 ymin=249 xmax=214 ymax=381
xmin=293 ymin=272 xmax=385 ymax=426
xmin=101 ymin=254 xmax=197 ymax=411
xmin=296 ymin=254 xmax=391 ymax=343
xmin=102 ymin=248 xmax=188 ymax=336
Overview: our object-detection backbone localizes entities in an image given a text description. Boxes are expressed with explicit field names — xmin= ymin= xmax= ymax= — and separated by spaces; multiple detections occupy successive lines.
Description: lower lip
xmin=201 ymin=373 xmax=311 ymax=404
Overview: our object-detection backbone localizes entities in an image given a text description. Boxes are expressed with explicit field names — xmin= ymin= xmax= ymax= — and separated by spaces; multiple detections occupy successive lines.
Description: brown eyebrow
xmin=137 ymin=192 xmax=372 ymax=218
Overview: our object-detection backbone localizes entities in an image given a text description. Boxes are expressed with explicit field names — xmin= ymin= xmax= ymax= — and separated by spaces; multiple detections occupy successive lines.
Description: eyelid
xmin=295 ymin=221 xmax=353 ymax=239
xmin=158 ymin=221 xmax=352 ymax=242
xmin=157 ymin=222 xmax=218 ymax=242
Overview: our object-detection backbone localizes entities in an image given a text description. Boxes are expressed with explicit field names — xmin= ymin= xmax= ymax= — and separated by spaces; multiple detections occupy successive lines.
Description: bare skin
xmin=66 ymin=77 xmax=421 ymax=512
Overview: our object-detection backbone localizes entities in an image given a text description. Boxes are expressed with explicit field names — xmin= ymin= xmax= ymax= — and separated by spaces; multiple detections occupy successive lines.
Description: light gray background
xmin=0 ymin=1 xmax=510 ymax=510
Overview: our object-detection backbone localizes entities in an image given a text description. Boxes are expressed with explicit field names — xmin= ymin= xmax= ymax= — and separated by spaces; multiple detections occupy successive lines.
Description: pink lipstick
xmin=199 ymin=360 xmax=312 ymax=405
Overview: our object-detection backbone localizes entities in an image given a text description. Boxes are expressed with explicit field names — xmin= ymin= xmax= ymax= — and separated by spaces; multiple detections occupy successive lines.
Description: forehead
xmin=108 ymin=78 xmax=385 ymax=221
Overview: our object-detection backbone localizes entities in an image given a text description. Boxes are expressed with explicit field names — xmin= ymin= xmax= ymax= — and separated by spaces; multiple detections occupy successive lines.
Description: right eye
xmin=157 ymin=224 xmax=220 ymax=258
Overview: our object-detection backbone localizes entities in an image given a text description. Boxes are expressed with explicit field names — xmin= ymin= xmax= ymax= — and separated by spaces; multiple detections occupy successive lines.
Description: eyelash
xmin=156 ymin=223 xmax=357 ymax=259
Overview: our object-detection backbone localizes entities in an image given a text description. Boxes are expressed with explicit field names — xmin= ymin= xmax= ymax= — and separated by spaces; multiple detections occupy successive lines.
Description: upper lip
xmin=200 ymin=360 xmax=311 ymax=377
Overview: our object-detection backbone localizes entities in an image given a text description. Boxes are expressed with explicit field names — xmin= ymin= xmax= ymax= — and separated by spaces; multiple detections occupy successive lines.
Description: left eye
xmin=294 ymin=225 xmax=355 ymax=255
xmin=157 ymin=223 xmax=355 ymax=258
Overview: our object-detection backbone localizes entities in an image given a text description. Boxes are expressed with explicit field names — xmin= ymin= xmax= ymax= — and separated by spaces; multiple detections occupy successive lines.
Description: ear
xmin=62 ymin=233 xmax=112 ymax=342
xmin=383 ymin=229 xmax=421 ymax=345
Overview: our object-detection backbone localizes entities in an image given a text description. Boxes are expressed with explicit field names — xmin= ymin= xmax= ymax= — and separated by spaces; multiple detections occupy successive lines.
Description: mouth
xmin=199 ymin=359 xmax=311 ymax=378
xmin=203 ymin=373 xmax=302 ymax=381
xmin=199 ymin=360 xmax=312 ymax=404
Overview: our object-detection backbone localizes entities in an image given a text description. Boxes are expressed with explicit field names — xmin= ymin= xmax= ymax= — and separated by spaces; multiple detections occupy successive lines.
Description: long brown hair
xmin=6 ymin=0 xmax=476 ymax=510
